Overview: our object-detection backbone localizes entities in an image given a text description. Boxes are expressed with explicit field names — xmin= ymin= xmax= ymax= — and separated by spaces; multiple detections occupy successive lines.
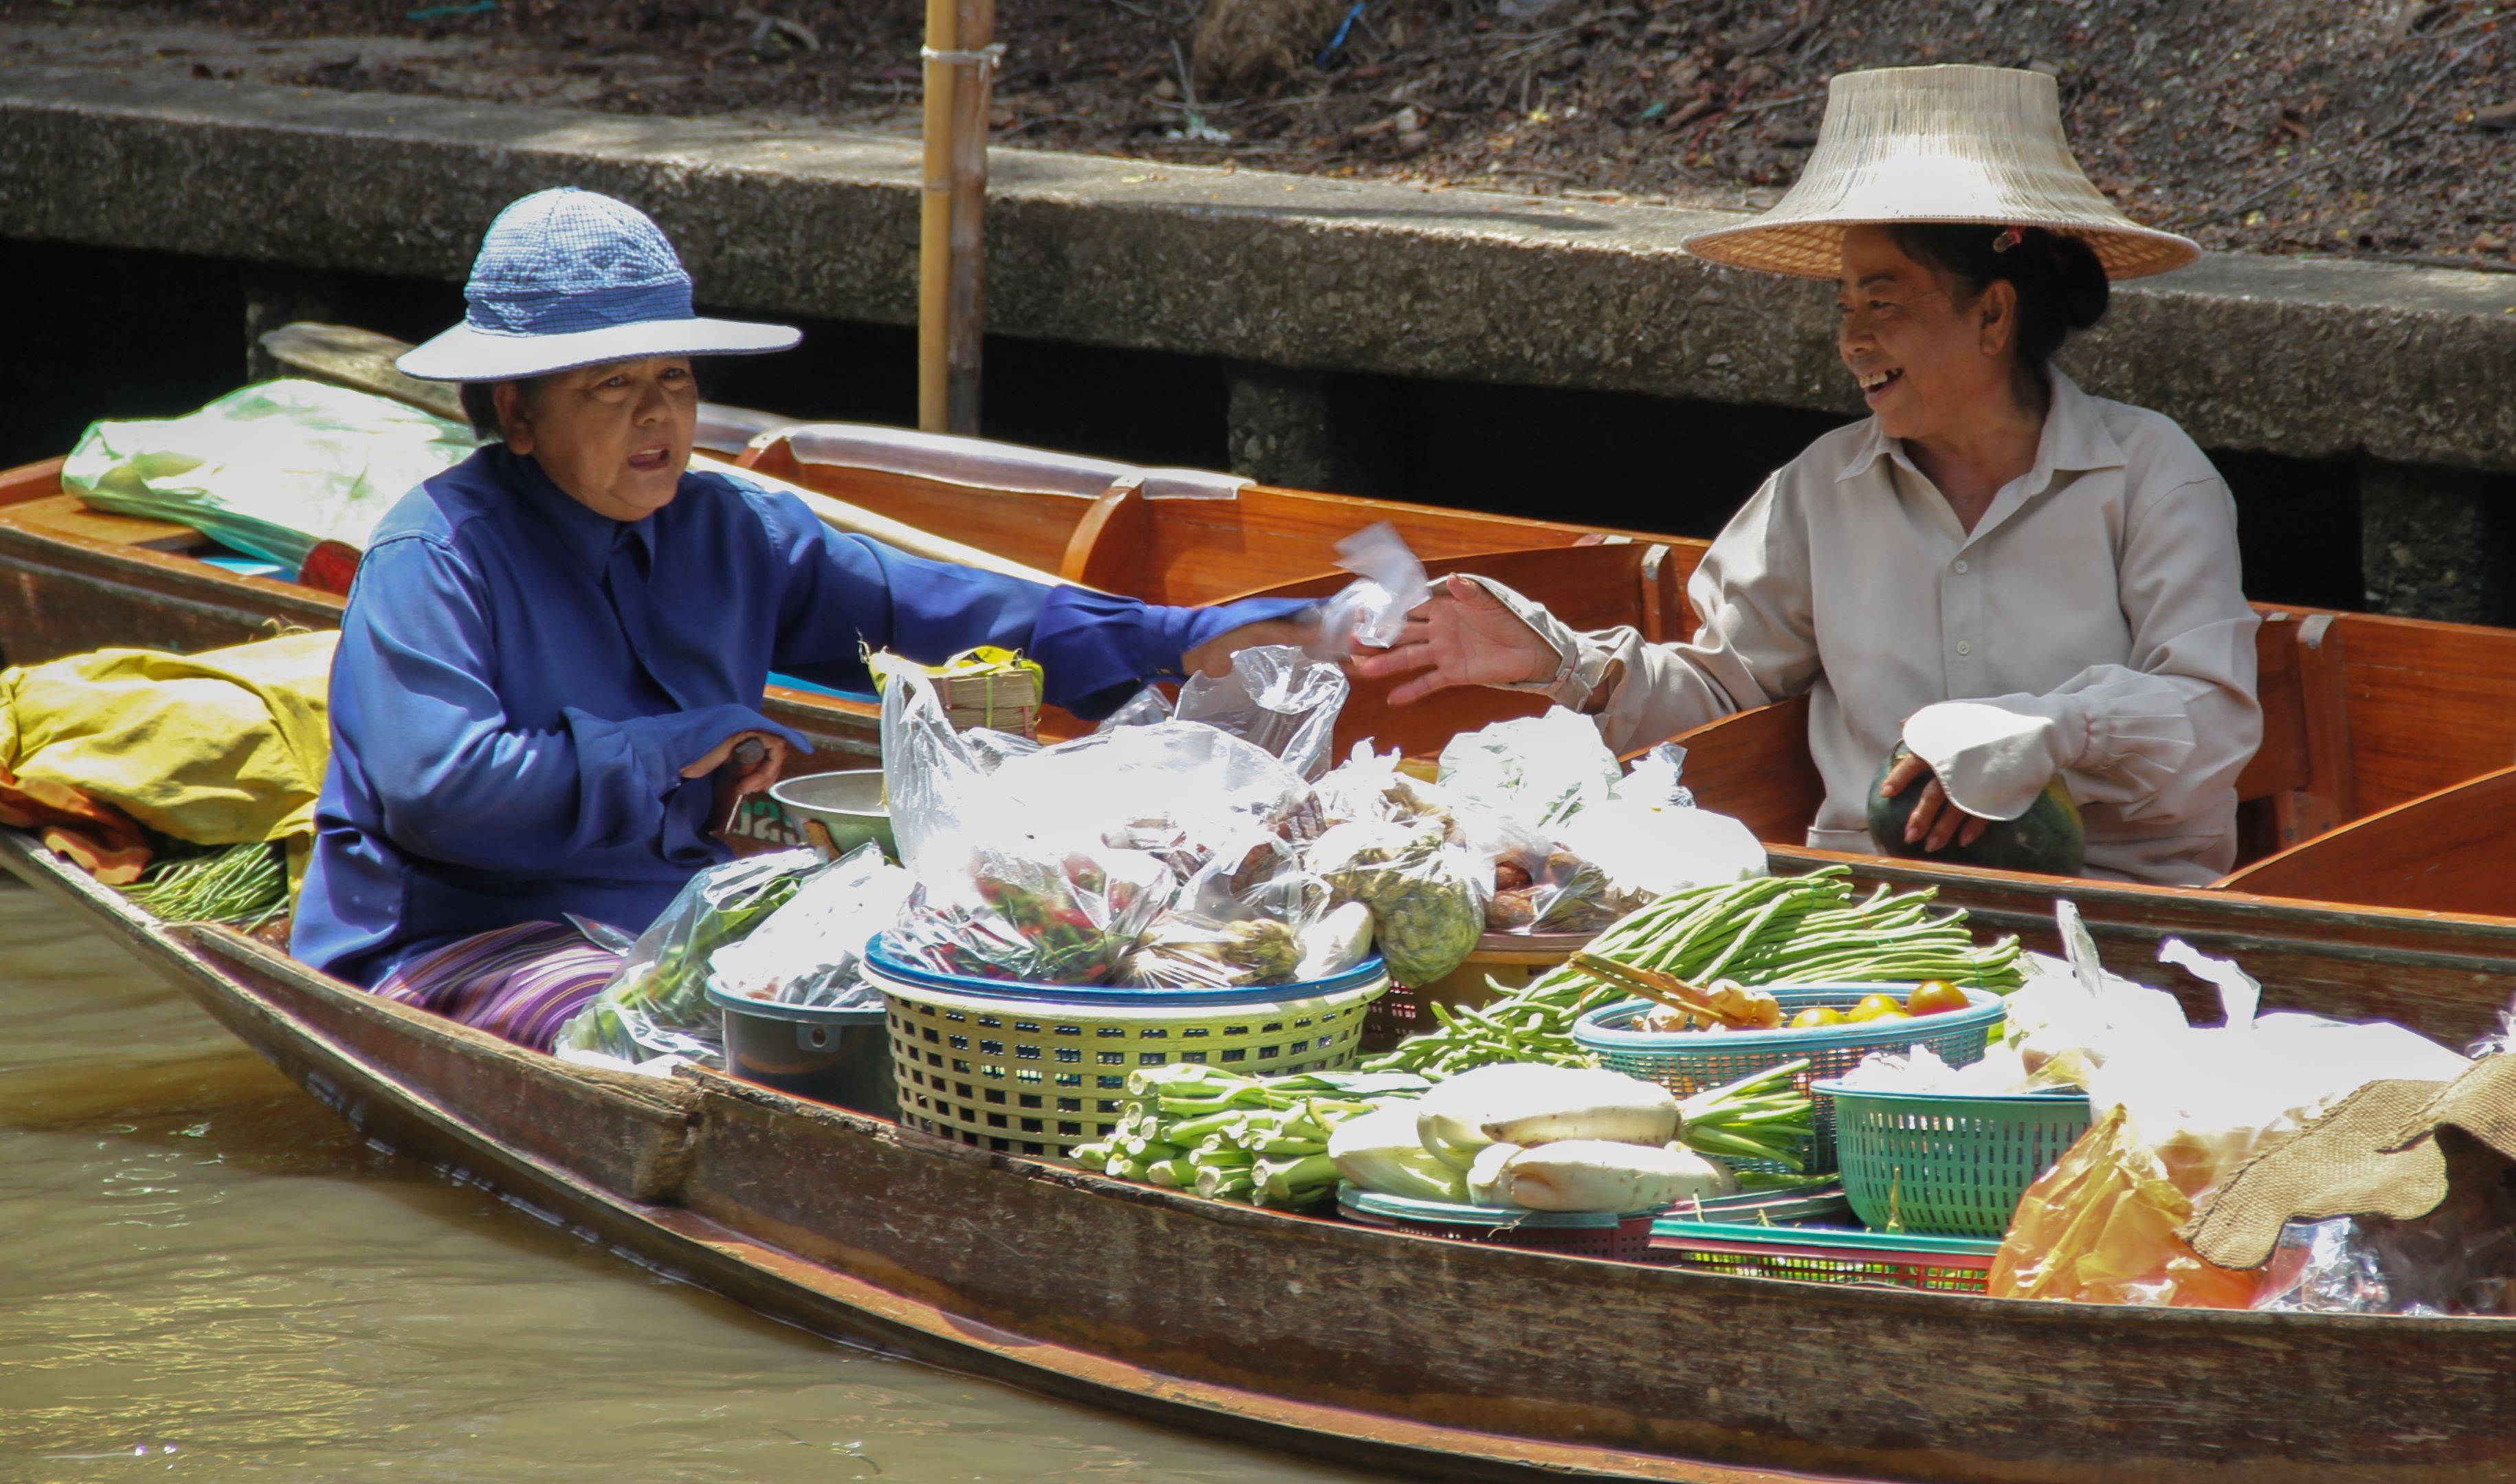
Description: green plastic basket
xmin=1572 ymin=985 xmax=2005 ymax=1176
xmin=1818 ymin=1083 xmax=2095 ymax=1237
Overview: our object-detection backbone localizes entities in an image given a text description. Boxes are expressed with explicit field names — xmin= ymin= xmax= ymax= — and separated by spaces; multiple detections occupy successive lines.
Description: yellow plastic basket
xmin=863 ymin=938 xmax=1388 ymax=1159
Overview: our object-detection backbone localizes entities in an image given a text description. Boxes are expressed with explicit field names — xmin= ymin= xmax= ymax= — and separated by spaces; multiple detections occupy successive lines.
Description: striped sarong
xmin=372 ymin=920 xmax=624 ymax=1052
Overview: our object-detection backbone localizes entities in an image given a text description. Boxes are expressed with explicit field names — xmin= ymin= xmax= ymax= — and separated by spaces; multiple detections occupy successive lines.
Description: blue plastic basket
xmin=1572 ymin=985 xmax=2005 ymax=1175
xmin=1818 ymin=1083 xmax=2095 ymax=1237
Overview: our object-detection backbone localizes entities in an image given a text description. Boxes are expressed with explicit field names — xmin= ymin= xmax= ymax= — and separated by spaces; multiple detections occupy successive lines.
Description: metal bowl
xmin=768 ymin=769 xmax=896 ymax=859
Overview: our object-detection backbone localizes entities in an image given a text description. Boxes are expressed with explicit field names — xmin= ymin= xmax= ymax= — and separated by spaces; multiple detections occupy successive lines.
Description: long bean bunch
xmin=120 ymin=840 xmax=288 ymax=926
xmin=1366 ymin=868 xmax=2021 ymax=1077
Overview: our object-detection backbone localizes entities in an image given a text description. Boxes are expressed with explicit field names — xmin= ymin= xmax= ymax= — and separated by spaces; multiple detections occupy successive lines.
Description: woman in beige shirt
xmin=1357 ymin=67 xmax=2261 ymax=886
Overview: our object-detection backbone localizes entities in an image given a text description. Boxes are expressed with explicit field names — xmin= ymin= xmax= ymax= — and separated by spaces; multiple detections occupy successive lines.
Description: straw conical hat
xmin=1682 ymin=65 xmax=2199 ymax=282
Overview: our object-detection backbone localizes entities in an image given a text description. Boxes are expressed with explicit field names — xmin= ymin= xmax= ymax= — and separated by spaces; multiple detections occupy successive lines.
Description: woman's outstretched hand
xmin=1877 ymin=750 xmax=1992 ymax=853
xmin=1348 ymin=575 xmax=1561 ymax=706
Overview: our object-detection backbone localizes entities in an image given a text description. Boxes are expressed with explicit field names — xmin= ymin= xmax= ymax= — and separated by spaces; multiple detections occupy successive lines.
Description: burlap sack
xmin=2185 ymin=1056 xmax=2516 ymax=1272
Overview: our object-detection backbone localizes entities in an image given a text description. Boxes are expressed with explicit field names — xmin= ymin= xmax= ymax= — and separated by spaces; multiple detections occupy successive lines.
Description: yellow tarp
xmin=0 ymin=632 xmax=336 ymax=879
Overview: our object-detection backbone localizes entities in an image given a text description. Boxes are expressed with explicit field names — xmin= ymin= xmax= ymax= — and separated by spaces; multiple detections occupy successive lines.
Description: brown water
xmin=0 ymin=885 xmax=1378 ymax=1483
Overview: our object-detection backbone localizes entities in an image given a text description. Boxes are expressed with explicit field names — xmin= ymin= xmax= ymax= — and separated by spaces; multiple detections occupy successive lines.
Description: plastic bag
xmin=1298 ymin=901 xmax=1375 ymax=980
xmin=1436 ymin=708 xmax=1625 ymax=830
xmin=709 ymin=842 xmax=913 ymax=1011
xmin=1480 ymin=816 xmax=1630 ymax=933
xmin=1306 ymin=818 xmax=1488 ymax=985
xmin=1999 ymin=902 xmax=2192 ymax=1082
xmin=63 ymin=379 xmax=478 ymax=570
xmin=1117 ymin=914 xmax=1311 ymax=989
xmin=1614 ymin=743 xmax=1697 ymax=809
xmin=1313 ymin=521 xmax=1429 ymax=654
xmin=1548 ymin=800 xmax=1765 ymax=903
xmin=1172 ymin=645 xmax=1350 ymax=780
xmin=1988 ymin=1104 xmax=2270 ymax=1307
xmin=552 ymin=848 xmax=822 ymax=1063
xmin=1836 ymin=1042 xmax=2042 ymax=1096
xmin=891 ymin=842 xmax=1174 ymax=983
xmin=1051 ymin=722 xmax=1324 ymax=879
xmin=1312 ymin=743 xmax=1458 ymax=833
xmin=2083 ymin=937 xmax=2469 ymax=1194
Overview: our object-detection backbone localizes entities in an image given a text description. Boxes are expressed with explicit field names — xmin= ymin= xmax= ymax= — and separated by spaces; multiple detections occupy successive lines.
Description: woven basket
xmin=1572 ymin=985 xmax=2005 ymax=1175
xmin=863 ymin=937 xmax=1387 ymax=1159
xmin=1820 ymin=1083 xmax=2095 ymax=1237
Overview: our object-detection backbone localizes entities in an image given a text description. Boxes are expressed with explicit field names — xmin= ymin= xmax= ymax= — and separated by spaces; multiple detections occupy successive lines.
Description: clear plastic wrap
xmin=1547 ymin=798 xmax=1765 ymax=903
xmin=1071 ymin=722 xmax=1326 ymax=877
xmin=709 ymin=842 xmax=913 ymax=1011
xmin=1312 ymin=521 xmax=1429 ymax=655
xmin=1116 ymin=835 xmax=1336 ymax=990
xmin=1615 ymin=743 xmax=1697 ymax=809
xmin=1306 ymin=818 xmax=1488 ymax=986
xmin=891 ymin=843 xmax=1174 ymax=983
xmin=1312 ymin=743 xmax=1458 ymax=833
xmin=1171 ymin=644 xmax=1350 ymax=780
xmin=1436 ymin=707 xmax=1625 ymax=830
xmin=1480 ymin=816 xmax=1632 ymax=933
xmin=552 ymin=848 xmax=822 ymax=1063
xmin=2084 ymin=937 xmax=2470 ymax=1195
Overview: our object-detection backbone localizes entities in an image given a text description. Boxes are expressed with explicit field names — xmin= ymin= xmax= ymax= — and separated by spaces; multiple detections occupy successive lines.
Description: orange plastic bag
xmin=1988 ymin=1105 xmax=2266 ymax=1307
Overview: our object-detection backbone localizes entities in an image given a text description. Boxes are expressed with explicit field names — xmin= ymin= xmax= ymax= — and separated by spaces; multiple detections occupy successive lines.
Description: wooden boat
xmin=8 ymin=822 xmax=2511 ymax=1483
xmin=12 ymin=331 xmax=2516 ymax=1034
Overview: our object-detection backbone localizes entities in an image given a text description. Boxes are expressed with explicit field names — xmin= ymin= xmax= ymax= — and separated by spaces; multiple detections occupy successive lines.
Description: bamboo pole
xmin=918 ymin=0 xmax=997 ymax=434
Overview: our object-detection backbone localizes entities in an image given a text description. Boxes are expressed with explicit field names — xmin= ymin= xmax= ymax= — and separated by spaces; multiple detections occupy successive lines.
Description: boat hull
xmin=8 ymin=828 xmax=2513 ymax=1484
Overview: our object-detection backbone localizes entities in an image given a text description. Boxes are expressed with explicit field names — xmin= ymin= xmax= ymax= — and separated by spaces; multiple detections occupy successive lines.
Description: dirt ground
xmin=6 ymin=0 xmax=2511 ymax=269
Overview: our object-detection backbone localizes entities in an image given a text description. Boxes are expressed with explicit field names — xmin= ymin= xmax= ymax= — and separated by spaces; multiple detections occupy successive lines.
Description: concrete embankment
xmin=3 ymin=66 xmax=2513 ymax=614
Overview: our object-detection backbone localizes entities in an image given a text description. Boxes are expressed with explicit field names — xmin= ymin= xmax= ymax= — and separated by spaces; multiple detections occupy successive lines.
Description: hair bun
xmin=2049 ymin=232 xmax=2111 ymax=330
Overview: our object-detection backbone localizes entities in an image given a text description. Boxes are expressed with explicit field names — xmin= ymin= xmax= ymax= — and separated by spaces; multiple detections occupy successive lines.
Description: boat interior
xmin=10 ymin=409 xmax=2516 ymax=922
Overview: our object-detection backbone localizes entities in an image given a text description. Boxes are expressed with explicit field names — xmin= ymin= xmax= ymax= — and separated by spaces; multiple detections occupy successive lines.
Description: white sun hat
xmin=1681 ymin=65 xmax=2199 ymax=282
xmin=397 ymin=188 xmax=801 ymax=382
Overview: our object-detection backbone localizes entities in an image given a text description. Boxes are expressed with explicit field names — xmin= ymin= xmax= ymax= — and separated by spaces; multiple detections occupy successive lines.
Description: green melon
xmin=1866 ymin=745 xmax=2086 ymax=877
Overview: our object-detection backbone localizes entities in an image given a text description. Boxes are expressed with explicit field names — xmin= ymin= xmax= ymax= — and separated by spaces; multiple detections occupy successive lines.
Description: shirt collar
xmin=493 ymin=444 xmax=662 ymax=577
xmin=1835 ymin=368 xmax=2128 ymax=490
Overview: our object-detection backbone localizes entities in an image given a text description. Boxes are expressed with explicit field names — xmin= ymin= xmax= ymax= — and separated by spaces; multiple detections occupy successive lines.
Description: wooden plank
xmin=2264 ymin=613 xmax=2357 ymax=849
xmin=2219 ymin=763 xmax=2516 ymax=914
xmin=2333 ymin=609 xmax=2516 ymax=812
xmin=257 ymin=322 xmax=465 ymax=423
xmin=1058 ymin=477 xmax=1145 ymax=591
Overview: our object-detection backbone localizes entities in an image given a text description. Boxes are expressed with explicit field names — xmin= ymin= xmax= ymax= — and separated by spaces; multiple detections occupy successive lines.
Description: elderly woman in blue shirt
xmin=291 ymin=188 xmax=1309 ymax=1049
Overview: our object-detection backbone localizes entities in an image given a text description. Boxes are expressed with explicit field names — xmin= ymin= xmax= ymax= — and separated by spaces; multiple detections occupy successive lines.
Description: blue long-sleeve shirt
xmin=292 ymin=445 xmax=1307 ymax=986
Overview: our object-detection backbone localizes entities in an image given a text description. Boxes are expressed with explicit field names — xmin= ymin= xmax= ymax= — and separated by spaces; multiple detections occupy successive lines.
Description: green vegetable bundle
xmin=1676 ymin=1059 xmax=1815 ymax=1172
xmin=119 ymin=840 xmax=288 ymax=927
xmin=553 ymin=854 xmax=812 ymax=1063
xmin=1069 ymin=1064 xmax=1430 ymax=1208
xmin=1366 ymin=868 xmax=2021 ymax=1077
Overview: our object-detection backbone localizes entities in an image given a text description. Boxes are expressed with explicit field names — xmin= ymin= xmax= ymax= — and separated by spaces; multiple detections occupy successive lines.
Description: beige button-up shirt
xmin=1498 ymin=372 xmax=2262 ymax=886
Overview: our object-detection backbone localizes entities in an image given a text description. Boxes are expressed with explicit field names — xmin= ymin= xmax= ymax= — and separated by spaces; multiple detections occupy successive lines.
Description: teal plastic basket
xmin=1818 ymin=1083 xmax=2095 ymax=1237
xmin=1572 ymin=985 xmax=2005 ymax=1176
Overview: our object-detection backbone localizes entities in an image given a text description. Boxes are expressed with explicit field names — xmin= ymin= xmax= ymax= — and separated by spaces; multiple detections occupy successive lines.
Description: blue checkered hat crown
xmin=463 ymin=188 xmax=695 ymax=339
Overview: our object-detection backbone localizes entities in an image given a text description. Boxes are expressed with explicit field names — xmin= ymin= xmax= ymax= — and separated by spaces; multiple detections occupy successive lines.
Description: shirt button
xmin=1955 ymin=640 xmax=1973 ymax=656
xmin=1952 ymin=559 xmax=1970 ymax=574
